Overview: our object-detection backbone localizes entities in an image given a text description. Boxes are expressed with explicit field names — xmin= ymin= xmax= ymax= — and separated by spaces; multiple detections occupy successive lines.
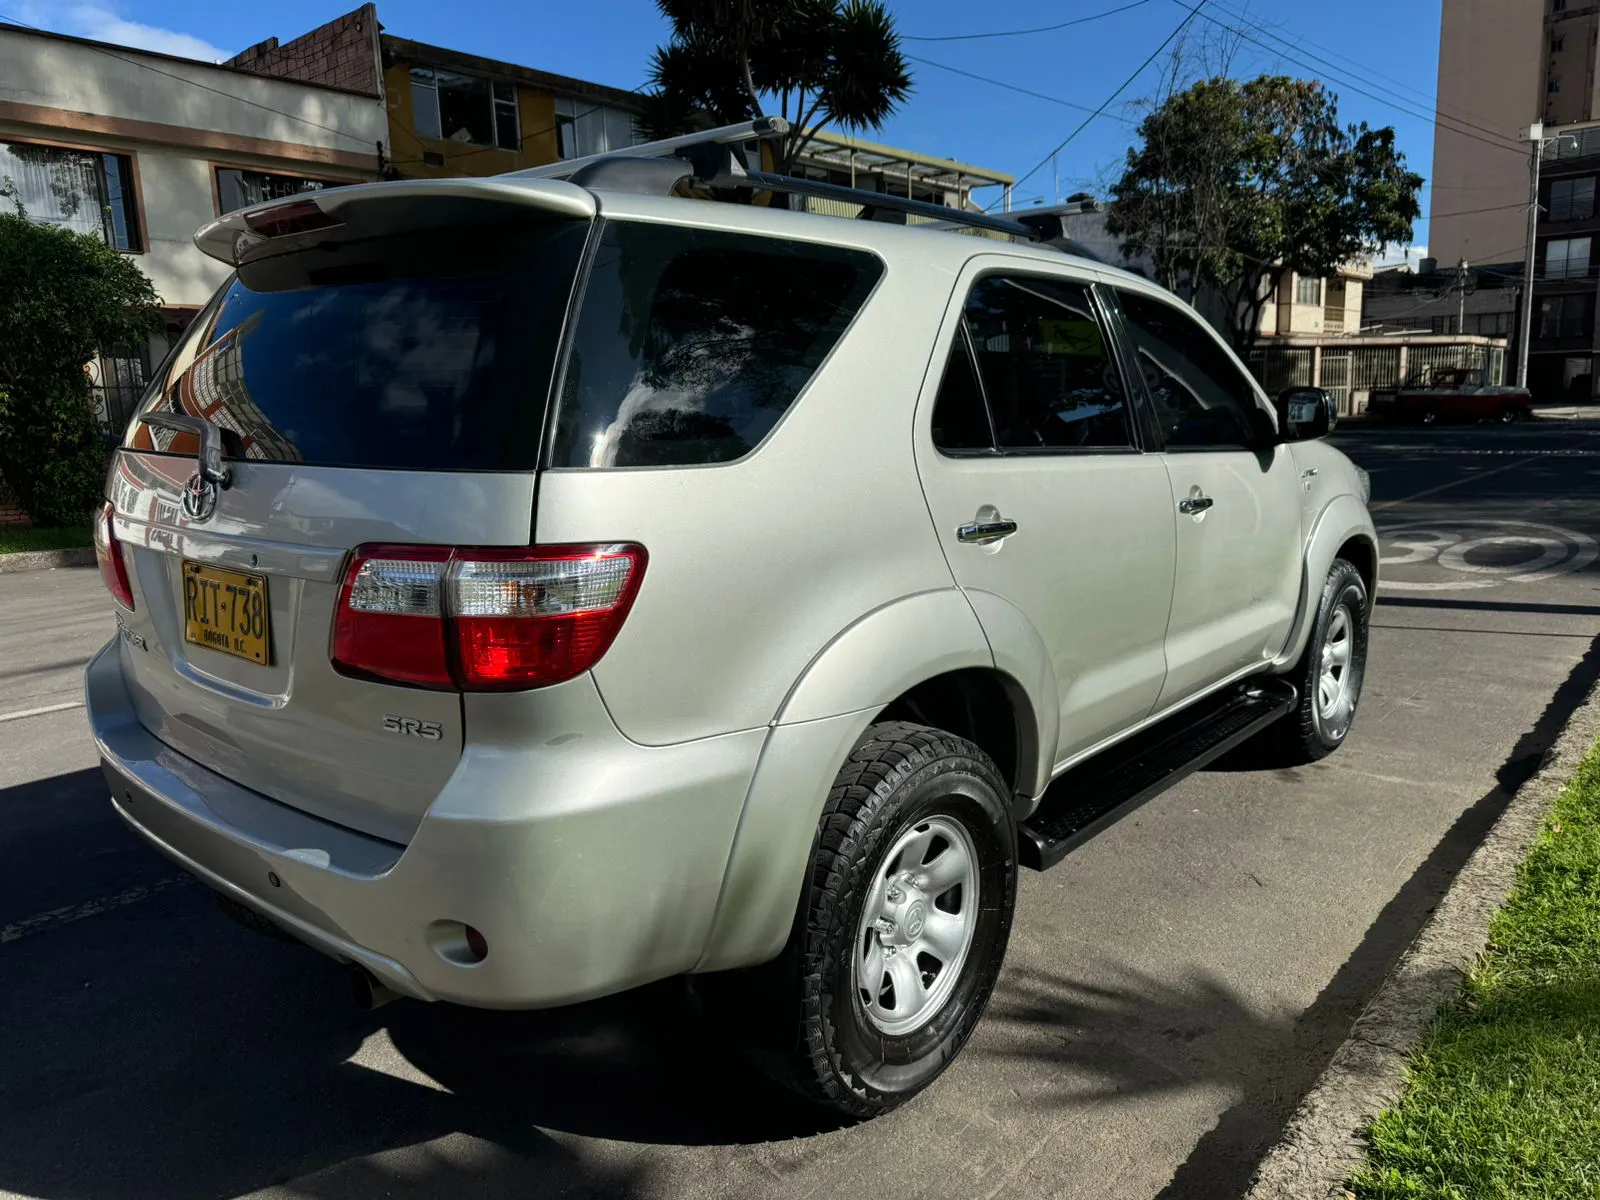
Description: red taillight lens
xmin=330 ymin=545 xmax=453 ymax=687
xmin=330 ymin=543 xmax=646 ymax=692
xmin=93 ymin=501 xmax=134 ymax=610
xmin=242 ymin=198 xmax=340 ymax=238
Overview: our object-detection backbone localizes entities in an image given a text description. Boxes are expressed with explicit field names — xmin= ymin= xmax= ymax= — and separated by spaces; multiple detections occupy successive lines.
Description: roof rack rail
xmin=503 ymin=119 xmax=789 ymax=181
xmin=496 ymin=118 xmax=1037 ymax=242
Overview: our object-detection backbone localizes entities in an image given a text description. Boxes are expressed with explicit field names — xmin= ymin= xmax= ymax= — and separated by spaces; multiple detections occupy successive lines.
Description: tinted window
xmin=1116 ymin=289 xmax=1261 ymax=449
xmin=963 ymin=276 xmax=1132 ymax=451
xmin=930 ymin=325 xmax=993 ymax=452
xmin=549 ymin=221 xmax=882 ymax=469
xmin=126 ymin=221 xmax=587 ymax=470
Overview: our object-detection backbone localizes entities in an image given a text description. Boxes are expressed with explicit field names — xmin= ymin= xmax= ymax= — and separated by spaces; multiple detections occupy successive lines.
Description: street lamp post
xmin=1517 ymin=123 xmax=1579 ymax=391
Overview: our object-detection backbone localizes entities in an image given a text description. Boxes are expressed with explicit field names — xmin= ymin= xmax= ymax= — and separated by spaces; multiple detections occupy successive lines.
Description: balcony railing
xmin=1544 ymin=125 xmax=1600 ymax=161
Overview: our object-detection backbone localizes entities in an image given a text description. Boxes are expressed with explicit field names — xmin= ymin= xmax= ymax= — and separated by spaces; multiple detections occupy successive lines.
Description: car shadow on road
xmin=0 ymin=764 xmax=827 ymax=1200
xmin=1154 ymin=625 xmax=1600 ymax=1199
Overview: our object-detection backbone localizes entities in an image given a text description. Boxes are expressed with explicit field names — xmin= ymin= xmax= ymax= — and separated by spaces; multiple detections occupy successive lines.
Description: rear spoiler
xmin=193 ymin=177 xmax=596 ymax=267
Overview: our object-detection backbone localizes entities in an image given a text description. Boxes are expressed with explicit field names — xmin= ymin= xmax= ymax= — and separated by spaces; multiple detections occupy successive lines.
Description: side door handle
xmin=957 ymin=517 xmax=1019 ymax=545
xmin=1177 ymin=495 xmax=1214 ymax=515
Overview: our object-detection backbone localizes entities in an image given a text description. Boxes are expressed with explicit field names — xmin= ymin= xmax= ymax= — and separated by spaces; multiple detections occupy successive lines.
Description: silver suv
xmin=86 ymin=144 xmax=1375 ymax=1120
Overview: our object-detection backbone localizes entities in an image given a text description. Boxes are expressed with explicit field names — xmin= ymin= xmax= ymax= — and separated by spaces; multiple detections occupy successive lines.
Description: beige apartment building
xmin=1430 ymin=0 xmax=1600 ymax=399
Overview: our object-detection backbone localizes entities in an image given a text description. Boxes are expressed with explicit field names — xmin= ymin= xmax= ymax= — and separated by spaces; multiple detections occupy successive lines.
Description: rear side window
xmin=126 ymin=220 xmax=588 ymax=471
xmin=548 ymin=221 xmax=883 ymax=469
xmin=962 ymin=276 xmax=1133 ymax=450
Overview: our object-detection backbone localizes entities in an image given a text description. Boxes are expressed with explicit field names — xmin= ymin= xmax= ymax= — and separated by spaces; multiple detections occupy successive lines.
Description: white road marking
xmin=0 ymin=699 xmax=85 ymax=724
xmin=1377 ymin=519 xmax=1599 ymax=593
xmin=0 ymin=875 xmax=192 ymax=945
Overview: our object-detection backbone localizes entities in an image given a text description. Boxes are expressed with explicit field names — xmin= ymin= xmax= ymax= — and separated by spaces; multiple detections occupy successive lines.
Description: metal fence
xmin=1245 ymin=340 xmax=1508 ymax=415
xmin=88 ymin=349 xmax=149 ymax=439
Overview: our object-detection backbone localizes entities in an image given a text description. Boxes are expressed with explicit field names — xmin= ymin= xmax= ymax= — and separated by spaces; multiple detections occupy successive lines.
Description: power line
xmin=991 ymin=0 xmax=1213 ymax=210
xmin=1204 ymin=0 xmax=1504 ymax=142
xmin=0 ymin=12 xmax=377 ymax=150
xmin=907 ymin=54 xmax=1136 ymax=123
xmin=1172 ymin=1 xmax=1524 ymax=156
xmin=904 ymin=0 xmax=1155 ymax=43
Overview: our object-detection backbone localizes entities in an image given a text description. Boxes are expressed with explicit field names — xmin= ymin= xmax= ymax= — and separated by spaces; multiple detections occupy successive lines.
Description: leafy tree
xmin=0 ymin=209 xmax=158 ymax=525
xmin=639 ymin=0 xmax=913 ymax=177
xmin=1107 ymin=75 xmax=1422 ymax=353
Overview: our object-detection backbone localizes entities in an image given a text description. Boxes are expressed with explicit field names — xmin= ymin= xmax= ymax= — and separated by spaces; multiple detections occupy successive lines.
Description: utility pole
xmin=1516 ymin=124 xmax=1578 ymax=389
xmin=1456 ymin=257 xmax=1469 ymax=334
xmin=1517 ymin=123 xmax=1543 ymax=391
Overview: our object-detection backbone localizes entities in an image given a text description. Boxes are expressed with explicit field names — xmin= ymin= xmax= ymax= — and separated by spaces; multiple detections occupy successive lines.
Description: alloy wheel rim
xmin=853 ymin=814 xmax=979 ymax=1037
xmin=1317 ymin=603 xmax=1357 ymax=738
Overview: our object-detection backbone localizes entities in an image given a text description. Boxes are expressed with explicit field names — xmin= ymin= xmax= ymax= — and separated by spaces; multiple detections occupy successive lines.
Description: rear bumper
xmin=87 ymin=639 xmax=766 ymax=1008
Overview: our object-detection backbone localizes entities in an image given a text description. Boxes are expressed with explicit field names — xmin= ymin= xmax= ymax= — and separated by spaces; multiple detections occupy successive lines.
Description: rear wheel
xmin=1496 ymin=403 xmax=1520 ymax=425
xmin=714 ymin=722 xmax=1017 ymax=1120
xmin=1420 ymin=408 xmax=1440 ymax=426
xmin=1269 ymin=559 xmax=1370 ymax=764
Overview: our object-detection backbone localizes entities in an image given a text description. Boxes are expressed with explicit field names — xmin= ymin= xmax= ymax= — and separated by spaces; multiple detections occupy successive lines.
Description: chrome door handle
xmin=1177 ymin=496 xmax=1214 ymax=515
xmin=957 ymin=518 xmax=1019 ymax=544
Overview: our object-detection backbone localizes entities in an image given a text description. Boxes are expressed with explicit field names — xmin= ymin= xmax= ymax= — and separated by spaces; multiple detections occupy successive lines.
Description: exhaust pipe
xmin=350 ymin=967 xmax=402 ymax=1011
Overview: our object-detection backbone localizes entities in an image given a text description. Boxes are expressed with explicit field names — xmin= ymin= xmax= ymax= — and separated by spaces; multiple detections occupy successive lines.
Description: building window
xmin=1294 ymin=274 xmax=1322 ymax=306
xmin=90 ymin=344 xmax=151 ymax=436
xmin=409 ymin=66 xmax=519 ymax=150
xmin=1546 ymin=235 xmax=1592 ymax=278
xmin=554 ymin=96 xmax=643 ymax=159
xmin=215 ymin=167 xmax=334 ymax=215
xmin=1553 ymin=35 xmax=1566 ymax=51
xmin=1549 ymin=176 xmax=1596 ymax=220
xmin=1549 ymin=78 xmax=1562 ymax=94
xmin=1540 ymin=293 xmax=1593 ymax=338
xmin=0 ymin=139 xmax=140 ymax=251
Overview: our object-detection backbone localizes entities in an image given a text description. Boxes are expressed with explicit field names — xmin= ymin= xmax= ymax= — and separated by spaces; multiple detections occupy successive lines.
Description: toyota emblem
xmin=181 ymin=472 xmax=218 ymax=521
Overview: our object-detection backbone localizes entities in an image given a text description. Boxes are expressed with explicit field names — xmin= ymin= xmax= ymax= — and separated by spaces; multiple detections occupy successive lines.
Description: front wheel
xmin=718 ymin=722 xmax=1017 ymax=1120
xmin=1271 ymin=559 xmax=1370 ymax=764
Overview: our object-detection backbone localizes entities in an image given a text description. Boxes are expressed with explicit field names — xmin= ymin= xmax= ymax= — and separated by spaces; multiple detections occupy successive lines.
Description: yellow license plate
xmin=182 ymin=560 xmax=271 ymax=665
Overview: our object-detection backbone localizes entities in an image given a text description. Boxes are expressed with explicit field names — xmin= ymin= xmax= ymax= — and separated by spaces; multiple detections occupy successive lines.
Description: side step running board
xmin=1018 ymin=677 xmax=1297 ymax=871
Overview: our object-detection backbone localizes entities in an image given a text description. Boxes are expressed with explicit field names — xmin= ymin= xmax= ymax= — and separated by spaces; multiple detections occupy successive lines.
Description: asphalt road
xmin=3 ymin=418 xmax=1599 ymax=1200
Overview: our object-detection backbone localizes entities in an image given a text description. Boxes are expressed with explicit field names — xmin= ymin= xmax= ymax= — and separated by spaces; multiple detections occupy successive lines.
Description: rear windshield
xmin=548 ymin=220 xmax=883 ymax=469
xmin=126 ymin=220 xmax=588 ymax=471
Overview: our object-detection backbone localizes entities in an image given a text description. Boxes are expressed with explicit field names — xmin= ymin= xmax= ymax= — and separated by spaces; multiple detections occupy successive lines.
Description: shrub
xmin=0 ymin=210 xmax=159 ymax=524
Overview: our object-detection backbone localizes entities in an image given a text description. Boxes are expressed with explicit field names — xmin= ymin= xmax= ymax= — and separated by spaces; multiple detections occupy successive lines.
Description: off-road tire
xmin=712 ymin=722 xmax=1017 ymax=1121
xmin=1271 ymin=558 xmax=1370 ymax=764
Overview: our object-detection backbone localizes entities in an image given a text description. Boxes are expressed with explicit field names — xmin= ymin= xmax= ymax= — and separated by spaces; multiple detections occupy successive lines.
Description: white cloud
xmin=14 ymin=0 xmax=228 ymax=61
xmin=1372 ymin=243 xmax=1429 ymax=271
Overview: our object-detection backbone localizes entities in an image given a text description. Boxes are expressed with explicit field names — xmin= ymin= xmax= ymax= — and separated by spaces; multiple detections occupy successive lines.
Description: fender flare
xmin=1275 ymin=492 xmax=1379 ymax=669
xmin=775 ymin=588 xmax=996 ymax=725
xmin=697 ymin=590 xmax=1058 ymax=972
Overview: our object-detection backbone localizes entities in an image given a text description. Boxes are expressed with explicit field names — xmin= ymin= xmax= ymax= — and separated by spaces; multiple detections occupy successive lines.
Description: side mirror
xmin=1275 ymin=387 xmax=1337 ymax=441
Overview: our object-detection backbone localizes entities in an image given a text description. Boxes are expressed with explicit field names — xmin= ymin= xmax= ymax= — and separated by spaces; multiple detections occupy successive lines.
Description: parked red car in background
xmin=1366 ymin=367 xmax=1532 ymax=425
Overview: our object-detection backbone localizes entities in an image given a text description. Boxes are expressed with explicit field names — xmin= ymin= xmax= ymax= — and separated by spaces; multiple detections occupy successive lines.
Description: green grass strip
xmin=0 ymin=524 xmax=91 ymax=554
xmin=1350 ymin=744 xmax=1600 ymax=1199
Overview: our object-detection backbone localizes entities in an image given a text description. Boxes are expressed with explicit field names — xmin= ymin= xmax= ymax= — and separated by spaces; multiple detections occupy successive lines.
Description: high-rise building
xmin=1431 ymin=0 xmax=1600 ymax=400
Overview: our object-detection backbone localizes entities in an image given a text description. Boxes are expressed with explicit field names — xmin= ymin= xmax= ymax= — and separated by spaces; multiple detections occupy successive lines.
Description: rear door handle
xmin=1177 ymin=496 xmax=1214 ymax=515
xmin=957 ymin=518 xmax=1018 ymax=544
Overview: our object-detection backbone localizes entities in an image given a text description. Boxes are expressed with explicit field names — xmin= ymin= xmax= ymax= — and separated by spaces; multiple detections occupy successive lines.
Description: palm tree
xmin=638 ymin=0 xmax=913 ymax=177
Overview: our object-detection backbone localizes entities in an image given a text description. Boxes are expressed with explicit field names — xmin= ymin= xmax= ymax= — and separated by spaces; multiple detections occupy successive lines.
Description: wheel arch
xmin=699 ymin=593 xmax=1055 ymax=974
xmin=1274 ymin=494 xmax=1379 ymax=670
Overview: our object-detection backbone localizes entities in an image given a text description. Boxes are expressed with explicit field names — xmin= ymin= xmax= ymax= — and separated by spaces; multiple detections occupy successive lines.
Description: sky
xmin=7 ymin=0 xmax=1445 ymax=258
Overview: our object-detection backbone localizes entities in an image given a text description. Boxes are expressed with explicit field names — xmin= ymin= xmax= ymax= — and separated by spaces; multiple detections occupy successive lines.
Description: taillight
xmin=242 ymin=198 xmax=340 ymax=238
xmin=330 ymin=543 xmax=646 ymax=692
xmin=331 ymin=545 xmax=453 ymax=687
xmin=94 ymin=501 xmax=134 ymax=610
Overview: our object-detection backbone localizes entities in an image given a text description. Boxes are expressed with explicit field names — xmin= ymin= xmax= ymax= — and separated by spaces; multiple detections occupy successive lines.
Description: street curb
xmin=0 ymin=547 xmax=95 ymax=574
xmin=1246 ymin=671 xmax=1600 ymax=1200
